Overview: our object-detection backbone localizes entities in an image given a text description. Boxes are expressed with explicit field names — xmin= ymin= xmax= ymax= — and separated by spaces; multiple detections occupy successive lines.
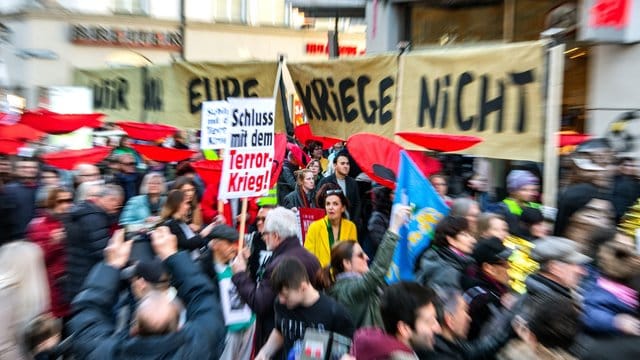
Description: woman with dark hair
xmin=26 ymin=186 xmax=74 ymax=320
xmin=304 ymin=185 xmax=358 ymax=267
xmin=160 ymin=189 xmax=215 ymax=251
xmin=283 ymin=169 xmax=316 ymax=209
xmin=415 ymin=216 xmax=477 ymax=290
xmin=172 ymin=176 xmax=203 ymax=231
xmin=367 ymin=186 xmax=393 ymax=255
xmin=317 ymin=205 xmax=410 ymax=328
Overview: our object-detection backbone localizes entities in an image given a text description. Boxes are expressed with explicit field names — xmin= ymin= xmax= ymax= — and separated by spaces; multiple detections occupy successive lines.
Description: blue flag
xmin=386 ymin=151 xmax=449 ymax=284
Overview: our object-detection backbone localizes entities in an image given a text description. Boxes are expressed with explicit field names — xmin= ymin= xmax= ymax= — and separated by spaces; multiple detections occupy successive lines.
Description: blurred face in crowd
xmin=465 ymin=203 xmax=481 ymax=234
xmin=407 ymin=303 xmax=441 ymax=351
xmin=176 ymin=199 xmax=191 ymax=220
xmin=570 ymin=199 xmax=614 ymax=233
xmin=483 ymin=260 xmax=511 ymax=286
xmin=484 ymin=217 xmax=509 ymax=241
xmin=262 ymin=228 xmax=281 ymax=251
xmin=212 ymin=239 xmax=238 ymax=264
xmin=448 ymin=230 xmax=476 ymax=255
xmin=100 ymin=194 xmax=123 ymax=215
xmin=78 ymin=165 xmax=101 ymax=183
xmin=146 ymin=177 xmax=163 ymax=196
xmin=179 ymin=183 xmax=196 ymax=203
xmin=335 ymin=155 xmax=350 ymax=178
xmin=345 ymin=243 xmax=370 ymax=274
xmin=40 ymin=171 xmax=60 ymax=186
xmin=514 ymin=184 xmax=539 ymax=203
xmin=278 ymin=284 xmax=307 ymax=309
xmin=308 ymin=160 xmax=320 ymax=177
xmin=312 ymin=145 xmax=323 ymax=160
xmin=468 ymin=174 xmax=489 ymax=192
xmin=431 ymin=176 xmax=448 ymax=198
xmin=16 ymin=160 xmax=39 ymax=180
xmin=333 ymin=142 xmax=344 ymax=153
xmin=53 ymin=191 xmax=74 ymax=214
xmin=549 ymin=260 xmax=586 ymax=289
xmin=120 ymin=155 xmax=136 ymax=174
xmin=530 ymin=221 xmax=549 ymax=239
xmin=620 ymin=159 xmax=638 ymax=177
xmin=255 ymin=208 xmax=271 ymax=234
xmin=0 ymin=157 xmax=11 ymax=175
xmin=446 ymin=294 xmax=471 ymax=340
xmin=303 ymin=172 xmax=315 ymax=192
xmin=325 ymin=194 xmax=346 ymax=222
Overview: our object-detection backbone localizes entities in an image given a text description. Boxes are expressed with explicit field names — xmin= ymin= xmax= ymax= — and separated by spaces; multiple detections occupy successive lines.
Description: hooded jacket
xmin=350 ymin=327 xmax=418 ymax=360
xmin=416 ymin=246 xmax=475 ymax=290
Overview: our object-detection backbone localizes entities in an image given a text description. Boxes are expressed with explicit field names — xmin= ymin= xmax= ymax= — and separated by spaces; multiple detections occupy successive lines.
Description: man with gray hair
xmin=450 ymin=198 xmax=481 ymax=234
xmin=66 ymin=183 xmax=124 ymax=301
xmin=231 ymin=207 xmax=320 ymax=357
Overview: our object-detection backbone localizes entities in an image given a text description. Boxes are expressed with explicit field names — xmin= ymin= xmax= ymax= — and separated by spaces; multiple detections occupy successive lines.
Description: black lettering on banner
xmin=144 ymin=77 xmax=163 ymax=111
xmin=311 ymin=79 xmax=336 ymax=120
xmin=418 ymin=76 xmax=440 ymax=128
xmin=339 ymin=78 xmax=357 ymax=123
xmin=357 ymin=76 xmax=376 ymax=124
xmin=327 ymin=77 xmax=343 ymax=121
xmin=187 ymin=77 xmax=260 ymax=114
xmin=510 ymin=70 xmax=535 ymax=133
xmin=440 ymin=75 xmax=451 ymax=128
xmin=379 ymin=76 xmax=394 ymax=125
xmin=456 ymin=72 xmax=474 ymax=131
xmin=478 ymin=75 xmax=504 ymax=132
xmin=92 ymin=77 xmax=129 ymax=110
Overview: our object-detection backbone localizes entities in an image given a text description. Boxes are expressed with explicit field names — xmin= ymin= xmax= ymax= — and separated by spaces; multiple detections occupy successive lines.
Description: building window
xmin=114 ymin=0 xmax=149 ymax=15
xmin=212 ymin=0 xmax=243 ymax=23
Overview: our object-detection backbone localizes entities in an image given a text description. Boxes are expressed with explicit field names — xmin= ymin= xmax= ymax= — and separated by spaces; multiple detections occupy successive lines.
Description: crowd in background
xmin=0 ymin=134 xmax=639 ymax=360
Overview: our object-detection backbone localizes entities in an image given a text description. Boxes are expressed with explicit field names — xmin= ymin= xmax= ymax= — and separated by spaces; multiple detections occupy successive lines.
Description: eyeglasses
xmin=256 ymin=216 xmax=266 ymax=222
xmin=326 ymin=189 xmax=343 ymax=195
xmin=354 ymin=252 xmax=367 ymax=259
xmin=56 ymin=198 xmax=74 ymax=204
xmin=121 ymin=162 xmax=136 ymax=166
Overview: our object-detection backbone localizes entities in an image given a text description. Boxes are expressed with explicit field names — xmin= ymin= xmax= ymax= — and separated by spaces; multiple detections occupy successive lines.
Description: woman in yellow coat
xmin=304 ymin=187 xmax=357 ymax=266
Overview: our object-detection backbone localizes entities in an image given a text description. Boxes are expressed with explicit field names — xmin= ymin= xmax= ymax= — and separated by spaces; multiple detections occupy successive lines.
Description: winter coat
xmin=350 ymin=327 xmax=418 ymax=360
xmin=416 ymin=246 xmax=475 ymax=290
xmin=69 ymin=251 xmax=225 ymax=359
xmin=582 ymin=277 xmax=638 ymax=335
xmin=232 ymin=236 xmax=320 ymax=353
xmin=119 ymin=194 xmax=166 ymax=225
xmin=114 ymin=172 xmax=143 ymax=203
xmin=498 ymin=340 xmax=576 ymax=360
xmin=328 ymin=231 xmax=398 ymax=328
xmin=282 ymin=185 xmax=315 ymax=209
xmin=164 ymin=218 xmax=208 ymax=251
xmin=462 ymin=268 xmax=510 ymax=340
xmin=26 ymin=211 xmax=70 ymax=318
xmin=277 ymin=160 xmax=298 ymax=205
xmin=0 ymin=185 xmax=18 ymax=245
xmin=367 ymin=210 xmax=390 ymax=252
xmin=4 ymin=181 xmax=38 ymax=238
xmin=433 ymin=332 xmax=510 ymax=360
xmin=304 ymin=216 xmax=358 ymax=267
xmin=317 ymin=174 xmax=362 ymax=227
xmin=65 ymin=200 xmax=115 ymax=301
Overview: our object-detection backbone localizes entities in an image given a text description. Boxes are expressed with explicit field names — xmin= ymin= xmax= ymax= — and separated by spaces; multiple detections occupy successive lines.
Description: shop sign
xmin=70 ymin=25 xmax=182 ymax=51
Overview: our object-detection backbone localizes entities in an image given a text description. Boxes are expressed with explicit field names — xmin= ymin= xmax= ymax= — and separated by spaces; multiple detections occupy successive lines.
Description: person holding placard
xmin=304 ymin=185 xmax=358 ymax=267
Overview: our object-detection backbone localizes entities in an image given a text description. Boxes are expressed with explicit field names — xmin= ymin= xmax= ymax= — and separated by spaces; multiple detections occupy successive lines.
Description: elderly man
xmin=73 ymin=163 xmax=101 ymax=186
xmin=231 ymin=207 xmax=320 ymax=357
xmin=70 ymin=227 xmax=225 ymax=359
xmin=65 ymin=184 xmax=124 ymax=301
xmin=6 ymin=156 xmax=40 ymax=237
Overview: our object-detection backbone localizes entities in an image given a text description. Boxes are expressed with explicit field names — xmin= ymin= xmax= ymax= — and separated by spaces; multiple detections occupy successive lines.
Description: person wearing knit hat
xmin=498 ymin=169 xmax=541 ymax=234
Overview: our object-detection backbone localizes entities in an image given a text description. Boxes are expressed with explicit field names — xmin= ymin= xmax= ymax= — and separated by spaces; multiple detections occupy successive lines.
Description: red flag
xmin=590 ymin=0 xmax=630 ymax=29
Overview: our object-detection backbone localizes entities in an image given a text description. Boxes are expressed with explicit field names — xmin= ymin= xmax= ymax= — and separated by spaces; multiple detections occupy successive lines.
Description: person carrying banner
xmin=304 ymin=185 xmax=358 ymax=267
xmin=318 ymin=205 xmax=411 ymax=328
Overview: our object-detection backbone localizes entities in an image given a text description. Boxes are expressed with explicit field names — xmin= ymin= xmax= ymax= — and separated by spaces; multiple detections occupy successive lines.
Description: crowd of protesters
xmin=0 ymin=135 xmax=639 ymax=360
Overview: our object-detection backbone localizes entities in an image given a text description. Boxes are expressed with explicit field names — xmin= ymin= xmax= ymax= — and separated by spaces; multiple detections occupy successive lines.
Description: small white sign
xmin=200 ymin=100 xmax=230 ymax=150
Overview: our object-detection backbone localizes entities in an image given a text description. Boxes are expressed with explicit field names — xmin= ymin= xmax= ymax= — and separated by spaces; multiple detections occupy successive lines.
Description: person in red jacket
xmin=27 ymin=186 xmax=74 ymax=319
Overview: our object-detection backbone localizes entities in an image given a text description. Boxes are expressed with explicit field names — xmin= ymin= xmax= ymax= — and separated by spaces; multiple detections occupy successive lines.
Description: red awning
xmin=0 ymin=123 xmax=46 ymax=141
xmin=347 ymin=133 xmax=441 ymax=189
xmin=396 ymin=132 xmax=483 ymax=152
xmin=20 ymin=109 xmax=103 ymax=134
xmin=132 ymin=144 xmax=196 ymax=163
xmin=294 ymin=123 xmax=343 ymax=149
xmin=0 ymin=138 xmax=25 ymax=155
xmin=117 ymin=121 xmax=177 ymax=141
xmin=558 ymin=132 xmax=591 ymax=147
xmin=41 ymin=147 xmax=111 ymax=170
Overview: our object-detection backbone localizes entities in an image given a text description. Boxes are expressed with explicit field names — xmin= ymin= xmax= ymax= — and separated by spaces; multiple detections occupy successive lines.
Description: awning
xmin=20 ymin=109 xmax=103 ymax=134
xmin=132 ymin=144 xmax=196 ymax=163
xmin=117 ymin=121 xmax=177 ymax=141
xmin=396 ymin=132 xmax=483 ymax=152
xmin=41 ymin=147 xmax=111 ymax=170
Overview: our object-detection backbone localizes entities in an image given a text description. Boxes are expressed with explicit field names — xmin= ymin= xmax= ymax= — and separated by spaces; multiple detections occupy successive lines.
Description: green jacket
xmin=328 ymin=230 xmax=399 ymax=328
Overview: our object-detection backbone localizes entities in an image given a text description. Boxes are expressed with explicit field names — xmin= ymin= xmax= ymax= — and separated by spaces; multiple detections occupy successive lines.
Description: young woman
xmin=306 ymin=159 xmax=324 ymax=186
xmin=318 ymin=205 xmax=410 ymax=328
xmin=415 ymin=216 xmax=477 ymax=290
xmin=26 ymin=187 xmax=74 ymax=320
xmin=283 ymin=169 xmax=316 ymax=209
xmin=304 ymin=186 xmax=357 ymax=267
xmin=161 ymin=189 xmax=215 ymax=251
xmin=120 ymin=172 xmax=167 ymax=226
xmin=172 ymin=176 xmax=203 ymax=231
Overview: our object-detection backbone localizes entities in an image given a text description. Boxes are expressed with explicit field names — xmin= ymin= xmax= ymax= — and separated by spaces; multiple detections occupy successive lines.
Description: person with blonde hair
xmin=282 ymin=169 xmax=316 ymax=209
xmin=0 ymin=241 xmax=50 ymax=359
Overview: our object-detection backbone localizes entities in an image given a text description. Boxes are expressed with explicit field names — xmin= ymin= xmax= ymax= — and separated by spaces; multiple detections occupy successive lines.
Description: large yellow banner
xmin=287 ymin=55 xmax=398 ymax=139
xmin=397 ymin=41 xmax=545 ymax=161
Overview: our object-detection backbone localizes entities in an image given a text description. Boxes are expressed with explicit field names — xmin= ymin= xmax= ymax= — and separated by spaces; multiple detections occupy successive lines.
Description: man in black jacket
xmin=65 ymin=184 xmax=123 ymax=301
xmin=70 ymin=226 xmax=225 ymax=359
xmin=317 ymin=151 xmax=362 ymax=228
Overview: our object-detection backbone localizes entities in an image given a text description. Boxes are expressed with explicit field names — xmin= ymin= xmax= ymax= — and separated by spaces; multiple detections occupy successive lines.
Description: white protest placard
xmin=200 ymin=100 xmax=230 ymax=150
xmin=218 ymin=97 xmax=275 ymax=199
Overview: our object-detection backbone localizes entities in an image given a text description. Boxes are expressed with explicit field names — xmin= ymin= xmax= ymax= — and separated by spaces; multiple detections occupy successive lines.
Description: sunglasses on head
xmin=326 ymin=189 xmax=343 ymax=195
